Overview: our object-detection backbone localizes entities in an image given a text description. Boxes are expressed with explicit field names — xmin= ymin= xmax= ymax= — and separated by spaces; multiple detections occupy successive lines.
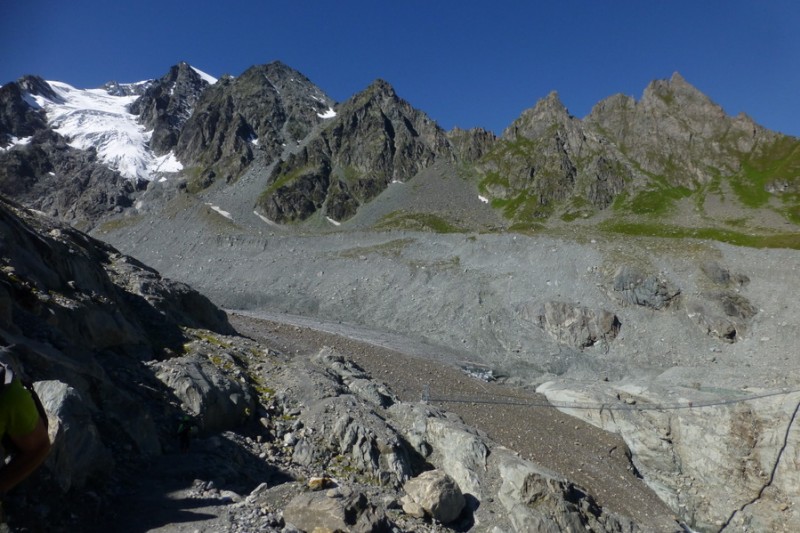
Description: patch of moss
xmin=601 ymin=220 xmax=800 ymax=249
xmin=560 ymin=196 xmax=592 ymax=221
xmin=95 ymin=214 xmax=143 ymax=234
xmin=508 ymin=221 xmax=546 ymax=234
xmin=197 ymin=332 xmax=230 ymax=349
xmin=208 ymin=354 xmax=235 ymax=372
xmin=185 ymin=166 xmax=216 ymax=194
xmin=621 ymin=173 xmax=693 ymax=216
xmin=262 ymin=164 xmax=317 ymax=197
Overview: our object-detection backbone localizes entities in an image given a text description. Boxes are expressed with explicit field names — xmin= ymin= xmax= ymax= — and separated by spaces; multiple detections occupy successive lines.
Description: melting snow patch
xmin=26 ymin=80 xmax=183 ymax=181
xmin=478 ymin=195 xmax=489 ymax=204
xmin=1 ymin=136 xmax=33 ymax=151
xmin=326 ymin=216 xmax=341 ymax=226
xmin=317 ymin=107 xmax=337 ymax=119
xmin=151 ymin=151 xmax=183 ymax=173
xmin=206 ymin=203 xmax=232 ymax=220
xmin=254 ymin=211 xmax=280 ymax=227
xmin=191 ymin=66 xmax=218 ymax=85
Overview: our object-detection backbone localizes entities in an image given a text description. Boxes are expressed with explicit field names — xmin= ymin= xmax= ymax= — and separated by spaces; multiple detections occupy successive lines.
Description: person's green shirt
xmin=0 ymin=380 xmax=40 ymax=440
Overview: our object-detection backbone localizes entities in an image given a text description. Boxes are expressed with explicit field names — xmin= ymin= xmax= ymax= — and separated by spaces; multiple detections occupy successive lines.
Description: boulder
xmin=152 ymin=354 xmax=253 ymax=433
xmin=535 ymin=301 xmax=620 ymax=349
xmin=686 ymin=291 xmax=757 ymax=342
xmin=611 ymin=266 xmax=680 ymax=309
xmin=283 ymin=490 xmax=389 ymax=533
xmin=402 ymin=469 xmax=465 ymax=524
xmin=700 ymin=261 xmax=749 ymax=287
xmin=34 ymin=380 xmax=114 ymax=492
xmin=495 ymin=448 xmax=635 ymax=532
xmin=389 ymin=403 xmax=488 ymax=498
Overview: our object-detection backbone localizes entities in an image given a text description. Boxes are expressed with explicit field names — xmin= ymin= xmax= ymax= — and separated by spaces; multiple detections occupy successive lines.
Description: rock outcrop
xmin=611 ymin=265 xmax=681 ymax=310
xmin=535 ymin=301 xmax=621 ymax=349
xmin=175 ymin=61 xmax=335 ymax=188
xmin=538 ymin=381 xmax=800 ymax=532
xmin=129 ymin=62 xmax=212 ymax=155
xmin=256 ymin=79 xmax=455 ymax=223
xmin=0 ymin=196 xmax=236 ymax=527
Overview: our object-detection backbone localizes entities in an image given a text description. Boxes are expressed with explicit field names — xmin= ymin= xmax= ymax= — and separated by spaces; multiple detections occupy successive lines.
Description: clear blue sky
xmin=2 ymin=1 xmax=799 ymax=137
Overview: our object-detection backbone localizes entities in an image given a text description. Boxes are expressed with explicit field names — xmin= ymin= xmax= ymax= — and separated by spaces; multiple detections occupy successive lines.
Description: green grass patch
xmin=601 ymin=220 xmax=800 ymax=249
xmin=617 ymin=173 xmax=693 ymax=216
xmin=508 ymin=221 xmax=546 ymax=234
xmin=490 ymin=192 xmax=552 ymax=221
xmin=262 ymin=164 xmax=316 ymax=197
xmin=732 ymin=136 xmax=800 ymax=208
xmin=95 ymin=214 xmax=143 ymax=234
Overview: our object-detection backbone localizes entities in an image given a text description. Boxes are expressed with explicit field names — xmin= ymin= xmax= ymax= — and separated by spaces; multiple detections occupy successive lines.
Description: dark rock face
xmin=174 ymin=61 xmax=335 ymax=188
xmin=447 ymin=127 xmax=497 ymax=163
xmin=478 ymin=91 xmax=616 ymax=218
xmin=0 ymin=129 xmax=146 ymax=229
xmin=257 ymin=79 xmax=455 ymax=223
xmin=0 ymin=77 xmax=147 ymax=229
xmin=0 ymin=196 xmax=234 ymax=513
xmin=0 ymin=197 xmax=232 ymax=350
xmin=129 ymin=62 xmax=211 ymax=155
xmin=611 ymin=266 xmax=680 ymax=310
xmin=0 ymin=76 xmax=51 ymax=145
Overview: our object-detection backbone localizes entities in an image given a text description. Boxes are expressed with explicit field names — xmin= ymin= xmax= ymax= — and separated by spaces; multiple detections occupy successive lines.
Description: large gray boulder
xmin=402 ymin=469 xmax=465 ymax=524
xmin=611 ymin=266 xmax=680 ymax=310
xmin=535 ymin=301 xmax=620 ymax=349
xmin=495 ymin=449 xmax=637 ymax=533
xmin=389 ymin=402 xmax=488 ymax=499
xmin=285 ymin=348 xmax=413 ymax=487
xmin=34 ymin=380 xmax=113 ymax=492
xmin=283 ymin=489 xmax=388 ymax=533
xmin=151 ymin=353 xmax=253 ymax=433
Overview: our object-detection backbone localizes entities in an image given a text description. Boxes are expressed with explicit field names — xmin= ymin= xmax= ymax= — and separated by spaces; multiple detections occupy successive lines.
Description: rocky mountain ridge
xmin=2 ymin=62 xmax=797 ymax=236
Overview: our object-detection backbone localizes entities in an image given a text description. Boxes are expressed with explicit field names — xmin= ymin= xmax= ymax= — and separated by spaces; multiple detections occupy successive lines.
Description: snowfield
xmin=27 ymin=80 xmax=183 ymax=181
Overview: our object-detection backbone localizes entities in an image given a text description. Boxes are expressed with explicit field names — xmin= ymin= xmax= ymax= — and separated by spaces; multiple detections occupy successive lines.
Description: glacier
xmin=27 ymin=80 xmax=183 ymax=181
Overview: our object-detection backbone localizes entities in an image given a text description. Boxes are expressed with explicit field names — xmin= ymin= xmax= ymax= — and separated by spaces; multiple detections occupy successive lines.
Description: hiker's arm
xmin=0 ymin=417 xmax=51 ymax=496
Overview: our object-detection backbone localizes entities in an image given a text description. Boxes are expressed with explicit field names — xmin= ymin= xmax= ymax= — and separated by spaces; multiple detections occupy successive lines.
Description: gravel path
xmin=228 ymin=312 xmax=681 ymax=531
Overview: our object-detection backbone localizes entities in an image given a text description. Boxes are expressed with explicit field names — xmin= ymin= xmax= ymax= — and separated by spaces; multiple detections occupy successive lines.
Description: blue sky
xmin=2 ymin=1 xmax=799 ymax=137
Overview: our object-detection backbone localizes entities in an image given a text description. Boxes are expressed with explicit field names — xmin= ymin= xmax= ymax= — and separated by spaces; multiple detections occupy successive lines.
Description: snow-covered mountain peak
xmin=190 ymin=66 xmax=217 ymax=85
xmin=26 ymin=80 xmax=182 ymax=181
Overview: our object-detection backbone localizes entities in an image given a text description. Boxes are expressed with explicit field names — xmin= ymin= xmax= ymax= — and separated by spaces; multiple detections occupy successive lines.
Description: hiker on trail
xmin=177 ymin=414 xmax=197 ymax=453
xmin=0 ymin=350 xmax=51 ymax=503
